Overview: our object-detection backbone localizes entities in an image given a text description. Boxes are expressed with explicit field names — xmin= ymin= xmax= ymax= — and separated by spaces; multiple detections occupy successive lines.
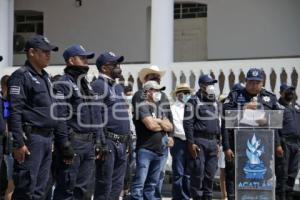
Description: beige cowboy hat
xmin=173 ymin=83 xmax=193 ymax=96
xmin=138 ymin=65 xmax=166 ymax=83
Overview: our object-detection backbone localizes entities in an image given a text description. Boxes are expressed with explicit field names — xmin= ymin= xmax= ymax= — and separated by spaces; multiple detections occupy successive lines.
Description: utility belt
xmin=71 ymin=132 xmax=94 ymax=142
xmin=194 ymin=132 xmax=217 ymax=140
xmin=23 ymin=124 xmax=54 ymax=138
xmin=105 ymin=130 xmax=130 ymax=144
xmin=281 ymin=136 xmax=300 ymax=144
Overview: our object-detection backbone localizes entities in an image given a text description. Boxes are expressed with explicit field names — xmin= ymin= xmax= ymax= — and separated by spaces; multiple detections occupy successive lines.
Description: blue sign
xmin=235 ymin=130 xmax=275 ymax=200
xmin=244 ymin=134 xmax=266 ymax=179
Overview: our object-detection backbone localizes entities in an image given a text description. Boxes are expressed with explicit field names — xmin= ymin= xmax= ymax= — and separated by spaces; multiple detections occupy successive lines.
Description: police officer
xmin=222 ymin=68 xmax=281 ymax=200
xmin=0 ymin=55 xmax=5 ymax=168
xmin=7 ymin=35 xmax=69 ymax=200
xmin=183 ymin=74 xmax=220 ymax=200
xmin=275 ymin=83 xmax=300 ymax=200
xmin=52 ymin=44 xmax=106 ymax=199
xmin=91 ymin=52 xmax=131 ymax=200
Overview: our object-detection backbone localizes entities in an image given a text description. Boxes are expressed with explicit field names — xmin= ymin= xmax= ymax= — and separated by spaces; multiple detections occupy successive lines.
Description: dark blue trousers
xmin=276 ymin=141 xmax=300 ymax=198
xmin=187 ymin=138 xmax=218 ymax=199
xmin=170 ymin=138 xmax=190 ymax=200
xmin=12 ymin=134 xmax=52 ymax=200
xmin=224 ymin=134 xmax=235 ymax=200
xmin=53 ymin=139 xmax=94 ymax=200
xmin=94 ymin=139 xmax=127 ymax=200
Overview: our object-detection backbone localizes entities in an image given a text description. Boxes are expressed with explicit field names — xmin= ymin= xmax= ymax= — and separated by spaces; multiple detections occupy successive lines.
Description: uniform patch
xmin=263 ymin=96 xmax=270 ymax=102
xmin=28 ymin=72 xmax=40 ymax=84
xmin=10 ymin=86 xmax=21 ymax=95
xmin=237 ymin=94 xmax=246 ymax=103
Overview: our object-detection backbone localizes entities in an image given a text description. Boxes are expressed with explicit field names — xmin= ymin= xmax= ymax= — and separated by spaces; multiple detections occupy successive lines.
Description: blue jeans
xmin=154 ymin=135 xmax=169 ymax=199
xmin=131 ymin=148 xmax=164 ymax=200
xmin=170 ymin=138 xmax=190 ymax=200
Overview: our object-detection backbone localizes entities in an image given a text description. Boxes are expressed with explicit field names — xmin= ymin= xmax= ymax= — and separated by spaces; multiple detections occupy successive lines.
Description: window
xmin=174 ymin=3 xmax=207 ymax=19
xmin=14 ymin=11 xmax=44 ymax=53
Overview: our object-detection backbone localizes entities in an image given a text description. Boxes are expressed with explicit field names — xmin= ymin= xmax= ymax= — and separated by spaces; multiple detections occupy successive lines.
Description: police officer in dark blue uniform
xmin=91 ymin=52 xmax=131 ymax=200
xmin=222 ymin=68 xmax=281 ymax=200
xmin=7 ymin=35 xmax=69 ymax=200
xmin=0 ymin=55 xmax=5 ymax=167
xmin=275 ymin=83 xmax=300 ymax=200
xmin=52 ymin=44 xmax=106 ymax=200
xmin=183 ymin=74 xmax=220 ymax=200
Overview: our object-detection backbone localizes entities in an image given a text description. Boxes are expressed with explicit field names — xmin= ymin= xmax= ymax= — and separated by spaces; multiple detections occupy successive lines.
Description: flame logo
xmin=246 ymin=134 xmax=264 ymax=164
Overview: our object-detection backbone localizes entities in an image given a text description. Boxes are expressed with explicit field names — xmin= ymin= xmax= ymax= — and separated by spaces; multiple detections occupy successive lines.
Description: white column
xmin=0 ymin=0 xmax=14 ymax=74
xmin=151 ymin=0 xmax=174 ymax=95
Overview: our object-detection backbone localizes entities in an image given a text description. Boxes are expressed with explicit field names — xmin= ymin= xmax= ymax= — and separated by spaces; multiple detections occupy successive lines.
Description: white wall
xmin=14 ymin=0 xmax=151 ymax=65
xmin=13 ymin=0 xmax=300 ymax=65
xmin=207 ymin=0 xmax=300 ymax=59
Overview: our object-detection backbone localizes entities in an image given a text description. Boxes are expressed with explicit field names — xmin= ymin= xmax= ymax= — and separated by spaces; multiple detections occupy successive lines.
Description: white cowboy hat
xmin=138 ymin=65 xmax=166 ymax=83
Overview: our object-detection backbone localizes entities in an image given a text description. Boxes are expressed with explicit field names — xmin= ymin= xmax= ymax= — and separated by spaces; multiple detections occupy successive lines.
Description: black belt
xmin=30 ymin=127 xmax=54 ymax=137
xmin=105 ymin=131 xmax=129 ymax=143
xmin=72 ymin=132 xmax=94 ymax=142
xmin=282 ymin=136 xmax=300 ymax=144
xmin=194 ymin=132 xmax=217 ymax=140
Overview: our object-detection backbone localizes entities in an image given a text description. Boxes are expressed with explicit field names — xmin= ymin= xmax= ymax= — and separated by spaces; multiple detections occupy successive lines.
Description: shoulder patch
xmin=262 ymin=89 xmax=276 ymax=97
xmin=9 ymin=86 xmax=21 ymax=95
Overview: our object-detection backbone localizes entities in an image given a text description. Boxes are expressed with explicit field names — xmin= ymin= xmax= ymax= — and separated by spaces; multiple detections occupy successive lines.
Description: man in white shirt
xmin=170 ymin=83 xmax=192 ymax=200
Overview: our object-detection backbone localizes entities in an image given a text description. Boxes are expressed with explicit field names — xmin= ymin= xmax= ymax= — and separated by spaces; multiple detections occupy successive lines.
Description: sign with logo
xmin=235 ymin=129 xmax=275 ymax=200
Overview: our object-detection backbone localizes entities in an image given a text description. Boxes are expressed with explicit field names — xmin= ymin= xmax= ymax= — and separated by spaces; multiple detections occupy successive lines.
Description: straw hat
xmin=138 ymin=65 xmax=166 ymax=83
xmin=173 ymin=83 xmax=193 ymax=95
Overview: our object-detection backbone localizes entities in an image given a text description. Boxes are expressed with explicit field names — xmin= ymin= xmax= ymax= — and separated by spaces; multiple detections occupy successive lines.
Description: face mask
xmin=285 ymin=92 xmax=295 ymax=102
xmin=152 ymin=92 xmax=162 ymax=102
xmin=182 ymin=94 xmax=191 ymax=103
xmin=125 ymin=95 xmax=133 ymax=104
xmin=206 ymin=85 xmax=216 ymax=100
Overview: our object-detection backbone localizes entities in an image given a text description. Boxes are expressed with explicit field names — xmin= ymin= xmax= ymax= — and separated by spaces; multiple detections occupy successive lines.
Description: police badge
xmin=262 ymin=96 xmax=270 ymax=103
xmin=252 ymin=70 xmax=259 ymax=77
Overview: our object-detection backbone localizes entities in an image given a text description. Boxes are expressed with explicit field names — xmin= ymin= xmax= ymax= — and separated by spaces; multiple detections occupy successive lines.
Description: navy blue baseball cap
xmin=63 ymin=44 xmax=95 ymax=61
xmin=246 ymin=68 xmax=264 ymax=81
xmin=0 ymin=55 xmax=2 ymax=62
xmin=198 ymin=74 xmax=217 ymax=85
xmin=280 ymin=83 xmax=295 ymax=92
xmin=232 ymin=83 xmax=245 ymax=91
xmin=96 ymin=51 xmax=124 ymax=70
xmin=24 ymin=35 xmax=58 ymax=52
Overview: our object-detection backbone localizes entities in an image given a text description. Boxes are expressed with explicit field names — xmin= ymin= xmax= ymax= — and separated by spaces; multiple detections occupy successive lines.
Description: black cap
xmin=280 ymin=83 xmax=295 ymax=92
xmin=246 ymin=68 xmax=264 ymax=81
xmin=24 ymin=35 xmax=58 ymax=52
xmin=96 ymin=51 xmax=124 ymax=70
xmin=198 ymin=74 xmax=217 ymax=85
xmin=63 ymin=44 xmax=95 ymax=61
